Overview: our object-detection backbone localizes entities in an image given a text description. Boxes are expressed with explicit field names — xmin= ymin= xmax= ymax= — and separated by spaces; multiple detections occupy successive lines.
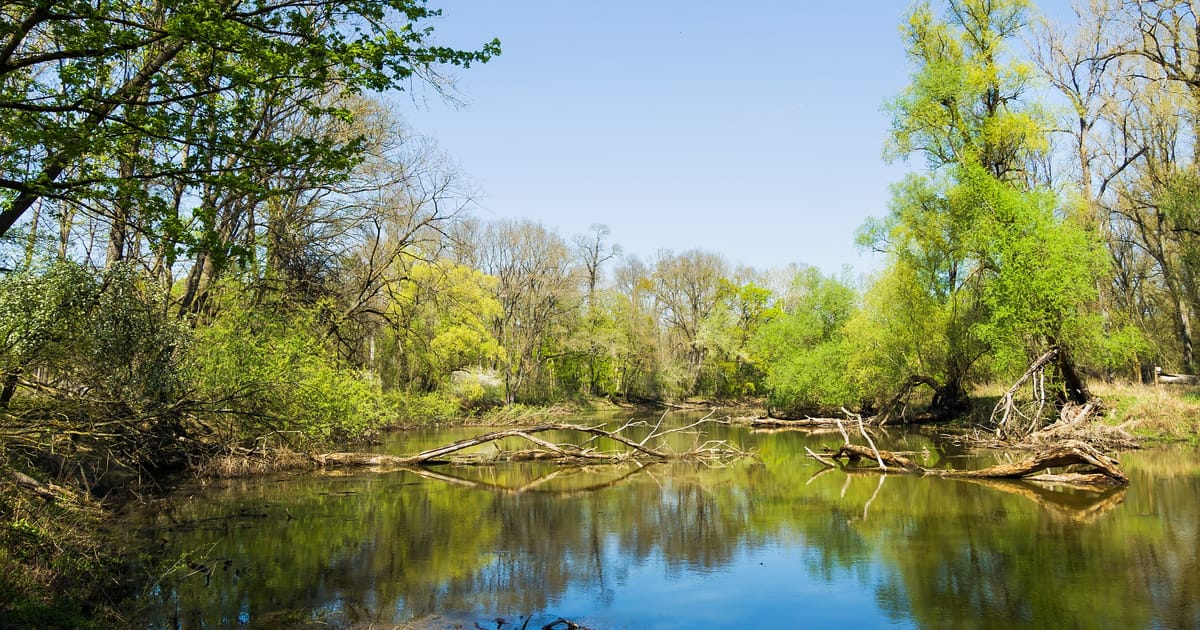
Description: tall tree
xmin=866 ymin=0 xmax=1103 ymax=417
xmin=469 ymin=220 xmax=579 ymax=403
xmin=651 ymin=249 xmax=728 ymax=396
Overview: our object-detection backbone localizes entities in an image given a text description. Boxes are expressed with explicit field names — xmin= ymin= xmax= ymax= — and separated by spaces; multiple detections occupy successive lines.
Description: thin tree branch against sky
xmin=401 ymin=1 xmax=1075 ymax=275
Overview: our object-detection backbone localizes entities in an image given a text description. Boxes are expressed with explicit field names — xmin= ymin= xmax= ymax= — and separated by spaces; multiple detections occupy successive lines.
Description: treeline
xmin=4 ymin=0 xmax=1200 ymax=465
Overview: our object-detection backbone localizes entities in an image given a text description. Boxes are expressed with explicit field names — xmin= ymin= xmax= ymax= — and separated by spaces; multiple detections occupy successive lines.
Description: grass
xmin=968 ymin=380 xmax=1200 ymax=445
xmin=1091 ymin=381 xmax=1200 ymax=445
xmin=0 ymin=460 xmax=130 ymax=628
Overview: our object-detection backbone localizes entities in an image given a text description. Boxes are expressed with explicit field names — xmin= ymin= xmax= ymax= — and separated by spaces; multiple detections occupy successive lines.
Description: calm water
xmin=119 ymin=412 xmax=1200 ymax=629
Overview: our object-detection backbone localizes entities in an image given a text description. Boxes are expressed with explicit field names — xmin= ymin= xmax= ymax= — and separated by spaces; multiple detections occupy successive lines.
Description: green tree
xmin=376 ymin=261 xmax=505 ymax=393
xmin=651 ymin=249 xmax=728 ymax=397
xmin=466 ymin=220 xmax=580 ymax=403
xmin=750 ymin=267 xmax=858 ymax=415
xmin=0 ymin=0 xmax=499 ymax=240
xmin=865 ymin=0 xmax=1105 ymax=418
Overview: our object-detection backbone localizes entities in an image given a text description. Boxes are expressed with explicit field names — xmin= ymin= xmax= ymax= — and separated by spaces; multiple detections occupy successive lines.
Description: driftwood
xmin=992 ymin=346 xmax=1061 ymax=440
xmin=1156 ymin=371 xmax=1198 ymax=385
xmin=923 ymin=440 xmax=1128 ymax=484
xmin=748 ymin=416 xmax=844 ymax=429
xmin=831 ymin=443 xmax=924 ymax=473
xmin=808 ymin=437 xmax=1127 ymax=487
xmin=313 ymin=416 xmax=749 ymax=469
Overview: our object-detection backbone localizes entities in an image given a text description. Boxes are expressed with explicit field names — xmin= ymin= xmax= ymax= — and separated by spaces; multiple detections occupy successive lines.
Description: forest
xmin=4 ymin=0 xmax=1200 ymax=624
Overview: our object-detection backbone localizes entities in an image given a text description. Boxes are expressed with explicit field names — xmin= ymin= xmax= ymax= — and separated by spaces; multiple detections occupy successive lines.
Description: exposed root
xmin=992 ymin=347 xmax=1060 ymax=440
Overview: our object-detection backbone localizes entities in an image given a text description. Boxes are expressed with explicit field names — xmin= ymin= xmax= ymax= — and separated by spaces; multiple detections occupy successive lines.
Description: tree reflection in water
xmin=123 ymin=424 xmax=1200 ymax=629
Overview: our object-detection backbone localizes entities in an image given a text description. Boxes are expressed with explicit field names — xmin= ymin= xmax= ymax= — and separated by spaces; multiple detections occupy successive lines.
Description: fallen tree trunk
xmin=313 ymin=417 xmax=749 ymax=469
xmin=923 ymin=440 xmax=1127 ymax=484
xmin=831 ymin=444 xmax=924 ymax=473
xmin=807 ymin=438 xmax=1127 ymax=487
xmin=748 ymin=416 xmax=844 ymax=429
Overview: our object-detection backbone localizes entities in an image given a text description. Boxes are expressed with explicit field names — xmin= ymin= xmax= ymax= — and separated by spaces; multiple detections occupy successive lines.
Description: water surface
xmin=120 ymin=412 xmax=1200 ymax=628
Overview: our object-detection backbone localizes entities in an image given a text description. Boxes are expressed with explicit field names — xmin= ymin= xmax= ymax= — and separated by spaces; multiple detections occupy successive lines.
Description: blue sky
xmin=400 ymin=1 xmax=1073 ymax=276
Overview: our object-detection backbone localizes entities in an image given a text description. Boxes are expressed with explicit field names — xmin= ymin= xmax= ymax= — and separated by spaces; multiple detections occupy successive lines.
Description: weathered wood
xmin=1157 ymin=372 xmax=1198 ymax=385
xmin=313 ymin=421 xmax=748 ymax=469
xmin=824 ymin=439 xmax=1128 ymax=486
xmin=992 ymin=346 xmax=1060 ymax=439
xmin=750 ymin=417 xmax=843 ymax=428
xmin=832 ymin=444 xmax=924 ymax=472
xmin=929 ymin=440 xmax=1127 ymax=484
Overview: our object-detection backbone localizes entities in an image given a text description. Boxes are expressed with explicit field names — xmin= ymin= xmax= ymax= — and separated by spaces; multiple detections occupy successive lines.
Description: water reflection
xmin=122 ymin=415 xmax=1200 ymax=629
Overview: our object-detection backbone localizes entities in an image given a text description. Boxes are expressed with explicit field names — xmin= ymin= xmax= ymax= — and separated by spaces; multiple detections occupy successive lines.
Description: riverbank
xmin=3 ymin=385 xmax=1197 ymax=627
xmin=0 ymin=466 xmax=129 ymax=628
xmin=1094 ymin=382 xmax=1200 ymax=445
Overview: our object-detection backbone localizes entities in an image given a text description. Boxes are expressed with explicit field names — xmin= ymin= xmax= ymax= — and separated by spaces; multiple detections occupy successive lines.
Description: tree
xmin=570 ymin=224 xmax=622 ymax=395
xmin=750 ymin=267 xmax=857 ymax=415
xmin=0 ymin=0 xmax=499 ymax=240
xmin=376 ymin=261 xmax=504 ymax=393
xmin=468 ymin=220 xmax=579 ymax=403
xmin=650 ymin=249 xmax=728 ymax=397
xmin=865 ymin=0 xmax=1105 ymax=418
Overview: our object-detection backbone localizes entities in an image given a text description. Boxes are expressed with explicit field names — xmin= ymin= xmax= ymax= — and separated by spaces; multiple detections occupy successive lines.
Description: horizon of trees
xmin=2 ymin=0 xmax=1200 ymax=458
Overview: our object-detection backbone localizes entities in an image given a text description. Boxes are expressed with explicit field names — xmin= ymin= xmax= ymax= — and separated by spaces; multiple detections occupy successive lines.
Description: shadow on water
xmin=118 ymin=414 xmax=1200 ymax=629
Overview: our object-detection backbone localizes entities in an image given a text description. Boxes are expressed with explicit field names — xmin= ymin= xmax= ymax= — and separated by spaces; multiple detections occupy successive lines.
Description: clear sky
xmin=400 ymin=1 xmax=1072 ymax=276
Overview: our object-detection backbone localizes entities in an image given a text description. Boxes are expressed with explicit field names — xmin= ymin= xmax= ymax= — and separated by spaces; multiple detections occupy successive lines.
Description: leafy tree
xmin=609 ymin=257 xmax=663 ymax=400
xmin=0 ymin=0 xmax=499 ymax=241
xmin=187 ymin=285 xmax=388 ymax=446
xmin=376 ymin=261 xmax=505 ymax=393
xmin=466 ymin=220 xmax=580 ymax=403
xmin=651 ymin=249 xmax=728 ymax=397
xmin=697 ymin=277 xmax=776 ymax=397
xmin=751 ymin=267 xmax=858 ymax=415
xmin=862 ymin=0 xmax=1109 ymax=418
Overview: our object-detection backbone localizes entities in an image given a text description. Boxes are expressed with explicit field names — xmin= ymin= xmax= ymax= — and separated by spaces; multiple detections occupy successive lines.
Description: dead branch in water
xmin=313 ymin=414 xmax=750 ymax=469
xmin=805 ymin=435 xmax=1128 ymax=487
xmin=923 ymin=440 xmax=1128 ymax=484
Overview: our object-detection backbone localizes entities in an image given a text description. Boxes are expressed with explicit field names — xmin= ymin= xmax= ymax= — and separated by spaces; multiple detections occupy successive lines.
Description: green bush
xmin=0 ymin=261 xmax=189 ymax=408
xmin=187 ymin=288 xmax=388 ymax=447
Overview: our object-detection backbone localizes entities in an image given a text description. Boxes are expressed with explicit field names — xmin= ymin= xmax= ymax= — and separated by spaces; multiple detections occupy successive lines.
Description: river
xmin=117 ymin=411 xmax=1200 ymax=628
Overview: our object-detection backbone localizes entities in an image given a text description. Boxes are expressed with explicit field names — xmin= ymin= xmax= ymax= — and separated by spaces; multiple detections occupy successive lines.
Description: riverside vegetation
xmin=3 ymin=0 xmax=1200 ymax=625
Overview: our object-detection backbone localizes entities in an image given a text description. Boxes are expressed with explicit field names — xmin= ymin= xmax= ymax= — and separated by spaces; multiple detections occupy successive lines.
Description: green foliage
xmin=750 ymin=269 xmax=860 ymax=414
xmin=383 ymin=390 xmax=460 ymax=426
xmin=887 ymin=0 xmax=1045 ymax=176
xmin=957 ymin=164 xmax=1108 ymax=375
xmin=447 ymin=369 xmax=505 ymax=414
xmin=378 ymin=261 xmax=506 ymax=393
xmin=0 ymin=261 xmax=189 ymax=407
xmin=858 ymin=0 xmax=1125 ymax=413
xmin=188 ymin=287 xmax=388 ymax=446
xmin=0 ymin=0 xmax=501 ymax=237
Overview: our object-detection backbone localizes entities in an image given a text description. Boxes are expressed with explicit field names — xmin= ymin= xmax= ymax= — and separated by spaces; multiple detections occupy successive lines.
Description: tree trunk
xmin=1056 ymin=344 xmax=1092 ymax=405
xmin=1178 ymin=294 xmax=1194 ymax=372
xmin=0 ymin=370 xmax=19 ymax=408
